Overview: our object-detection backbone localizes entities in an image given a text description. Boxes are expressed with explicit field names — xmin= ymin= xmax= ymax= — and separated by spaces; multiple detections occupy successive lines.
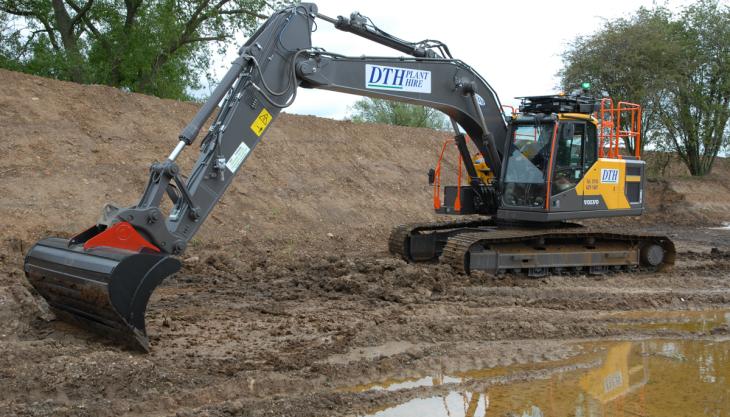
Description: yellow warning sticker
xmin=250 ymin=107 xmax=272 ymax=136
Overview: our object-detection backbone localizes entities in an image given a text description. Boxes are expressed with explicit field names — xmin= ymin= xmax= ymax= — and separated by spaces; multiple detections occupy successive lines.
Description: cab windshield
xmin=502 ymin=121 xmax=555 ymax=208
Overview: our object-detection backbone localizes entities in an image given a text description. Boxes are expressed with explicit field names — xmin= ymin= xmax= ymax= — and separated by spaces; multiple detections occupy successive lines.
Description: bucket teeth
xmin=24 ymin=238 xmax=180 ymax=352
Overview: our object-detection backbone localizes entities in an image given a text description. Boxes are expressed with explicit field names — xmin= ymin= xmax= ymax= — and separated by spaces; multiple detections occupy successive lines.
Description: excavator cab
xmin=498 ymin=95 xmax=646 ymax=222
xmin=435 ymin=95 xmax=647 ymax=223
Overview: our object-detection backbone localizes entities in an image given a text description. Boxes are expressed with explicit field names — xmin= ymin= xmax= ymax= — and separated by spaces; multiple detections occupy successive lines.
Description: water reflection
xmin=367 ymin=392 xmax=489 ymax=417
xmin=360 ymin=339 xmax=730 ymax=417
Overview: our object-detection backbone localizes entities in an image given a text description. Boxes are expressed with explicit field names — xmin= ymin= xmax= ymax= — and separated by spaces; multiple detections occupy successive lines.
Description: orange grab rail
xmin=597 ymin=98 xmax=641 ymax=159
xmin=433 ymin=137 xmax=466 ymax=212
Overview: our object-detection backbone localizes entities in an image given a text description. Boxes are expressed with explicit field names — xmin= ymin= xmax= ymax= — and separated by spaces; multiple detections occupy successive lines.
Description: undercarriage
xmin=389 ymin=219 xmax=675 ymax=276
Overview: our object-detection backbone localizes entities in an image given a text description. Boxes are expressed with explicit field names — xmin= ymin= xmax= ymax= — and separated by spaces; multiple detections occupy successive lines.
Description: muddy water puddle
xmin=609 ymin=308 xmax=730 ymax=333
xmin=353 ymin=310 xmax=730 ymax=417
xmin=359 ymin=339 xmax=730 ymax=417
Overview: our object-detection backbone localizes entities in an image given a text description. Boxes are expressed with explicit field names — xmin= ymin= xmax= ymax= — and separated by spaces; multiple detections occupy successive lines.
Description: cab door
xmin=549 ymin=121 xmax=596 ymax=212
xmin=580 ymin=122 xmax=600 ymax=210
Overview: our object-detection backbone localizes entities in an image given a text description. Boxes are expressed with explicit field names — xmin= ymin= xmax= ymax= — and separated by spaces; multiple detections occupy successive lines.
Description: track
xmin=388 ymin=218 xmax=496 ymax=261
xmin=390 ymin=221 xmax=676 ymax=276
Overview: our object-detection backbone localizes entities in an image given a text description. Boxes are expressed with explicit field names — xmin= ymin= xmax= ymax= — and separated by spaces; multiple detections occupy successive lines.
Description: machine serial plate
xmin=226 ymin=141 xmax=251 ymax=173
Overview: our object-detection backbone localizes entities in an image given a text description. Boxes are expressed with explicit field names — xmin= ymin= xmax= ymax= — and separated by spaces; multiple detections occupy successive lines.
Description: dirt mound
xmin=640 ymin=152 xmax=730 ymax=226
xmin=0 ymin=69 xmax=458 ymax=259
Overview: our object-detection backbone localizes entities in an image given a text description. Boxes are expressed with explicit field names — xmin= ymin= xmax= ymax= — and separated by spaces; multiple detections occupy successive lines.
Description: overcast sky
xmin=208 ymin=0 xmax=700 ymax=120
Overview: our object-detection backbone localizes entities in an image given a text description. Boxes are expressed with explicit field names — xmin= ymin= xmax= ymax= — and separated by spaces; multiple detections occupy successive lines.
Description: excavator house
xmin=23 ymin=3 xmax=675 ymax=351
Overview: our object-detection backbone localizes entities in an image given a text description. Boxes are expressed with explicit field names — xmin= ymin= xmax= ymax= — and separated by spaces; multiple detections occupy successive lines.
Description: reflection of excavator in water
xmin=23 ymin=3 xmax=675 ymax=351
xmin=579 ymin=342 xmax=649 ymax=406
xmin=345 ymin=343 xmax=649 ymax=417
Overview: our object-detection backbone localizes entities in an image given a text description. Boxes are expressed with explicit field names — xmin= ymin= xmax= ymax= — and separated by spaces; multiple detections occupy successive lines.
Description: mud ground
xmin=2 ymin=70 xmax=730 ymax=416
xmin=2 ymin=227 xmax=730 ymax=417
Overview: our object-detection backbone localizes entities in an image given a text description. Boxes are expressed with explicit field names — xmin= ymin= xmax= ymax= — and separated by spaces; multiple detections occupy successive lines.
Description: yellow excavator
xmin=23 ymin=3 xmax=675 ymax=350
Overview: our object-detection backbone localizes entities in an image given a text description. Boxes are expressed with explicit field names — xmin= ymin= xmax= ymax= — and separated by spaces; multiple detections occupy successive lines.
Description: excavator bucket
xmin=23 ymin=226 xmax=180 ymax=352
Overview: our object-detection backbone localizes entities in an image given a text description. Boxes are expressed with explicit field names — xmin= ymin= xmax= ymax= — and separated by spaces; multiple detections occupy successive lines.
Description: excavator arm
xmin=99 ymin=3 xmax=508 ymax=255
xmin=23 ymin=2 xmax=508 ymax=351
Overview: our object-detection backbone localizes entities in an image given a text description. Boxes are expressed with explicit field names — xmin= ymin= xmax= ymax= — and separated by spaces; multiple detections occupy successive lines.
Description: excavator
xmin=23 ymin=3 xmax=675 ymax=351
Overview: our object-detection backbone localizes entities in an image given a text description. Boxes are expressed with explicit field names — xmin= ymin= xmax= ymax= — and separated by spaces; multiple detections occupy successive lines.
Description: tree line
xmin=560 ymin=0 xmax=730 ymax=176
xmin=0 ymin=0 xmax=281 ymax=100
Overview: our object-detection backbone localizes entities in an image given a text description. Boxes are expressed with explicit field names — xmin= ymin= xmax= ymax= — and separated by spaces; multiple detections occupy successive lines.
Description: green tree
xmin=560 ymin=0 xmax=730 ymax=176
xmin=658 ymin=0 xmax=730 ymax=176
xmin=560 ymin=7 xmax=680 ymax=155
xmin=349 ymin=97 xmax=448 ymax=130
xmin=0 ymin=0 xmax=283 ymax=99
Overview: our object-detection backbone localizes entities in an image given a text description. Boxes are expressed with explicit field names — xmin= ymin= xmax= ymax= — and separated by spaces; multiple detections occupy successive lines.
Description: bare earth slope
xmin=0 ymin=69 xmax=455 ymax=256
xmin=1 ymin=70 xmax=730 ymax=417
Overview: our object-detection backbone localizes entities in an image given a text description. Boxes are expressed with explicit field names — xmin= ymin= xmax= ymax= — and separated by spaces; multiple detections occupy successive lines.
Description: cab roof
xmin=517 ymin=94 xmax=599 ymax=115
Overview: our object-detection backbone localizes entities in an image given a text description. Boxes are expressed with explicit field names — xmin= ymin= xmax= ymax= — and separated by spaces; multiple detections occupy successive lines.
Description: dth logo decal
xmin=600 ymin=168 xmax=620 ymax=184
xmin=365 ymin=64 xmax=431 ymax=94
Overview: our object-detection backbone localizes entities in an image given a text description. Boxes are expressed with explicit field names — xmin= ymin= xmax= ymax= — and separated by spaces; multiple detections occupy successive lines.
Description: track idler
xmin=23 ymin=223 xmax=180 ymax=352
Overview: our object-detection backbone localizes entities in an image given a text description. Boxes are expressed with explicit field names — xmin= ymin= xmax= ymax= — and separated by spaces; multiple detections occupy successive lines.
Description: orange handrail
xmin=432 ymin=139 xmax=452 ymax=210
xmin=501 ymin=105 xmax=516 ymax=117
xmin=618 ymin=101 xmax=641 ymax=158
xmin=597 ymin=98 xmax=641 ymax=159
xmin=433 ymin=137 xmax=466 ymax=212
xmin=545 ymin=122 xmax=560 ymax=209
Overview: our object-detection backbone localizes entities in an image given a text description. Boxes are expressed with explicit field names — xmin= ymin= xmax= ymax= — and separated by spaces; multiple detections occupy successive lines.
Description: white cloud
xmin=208 ymin=0 xmax=699 ymax=120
